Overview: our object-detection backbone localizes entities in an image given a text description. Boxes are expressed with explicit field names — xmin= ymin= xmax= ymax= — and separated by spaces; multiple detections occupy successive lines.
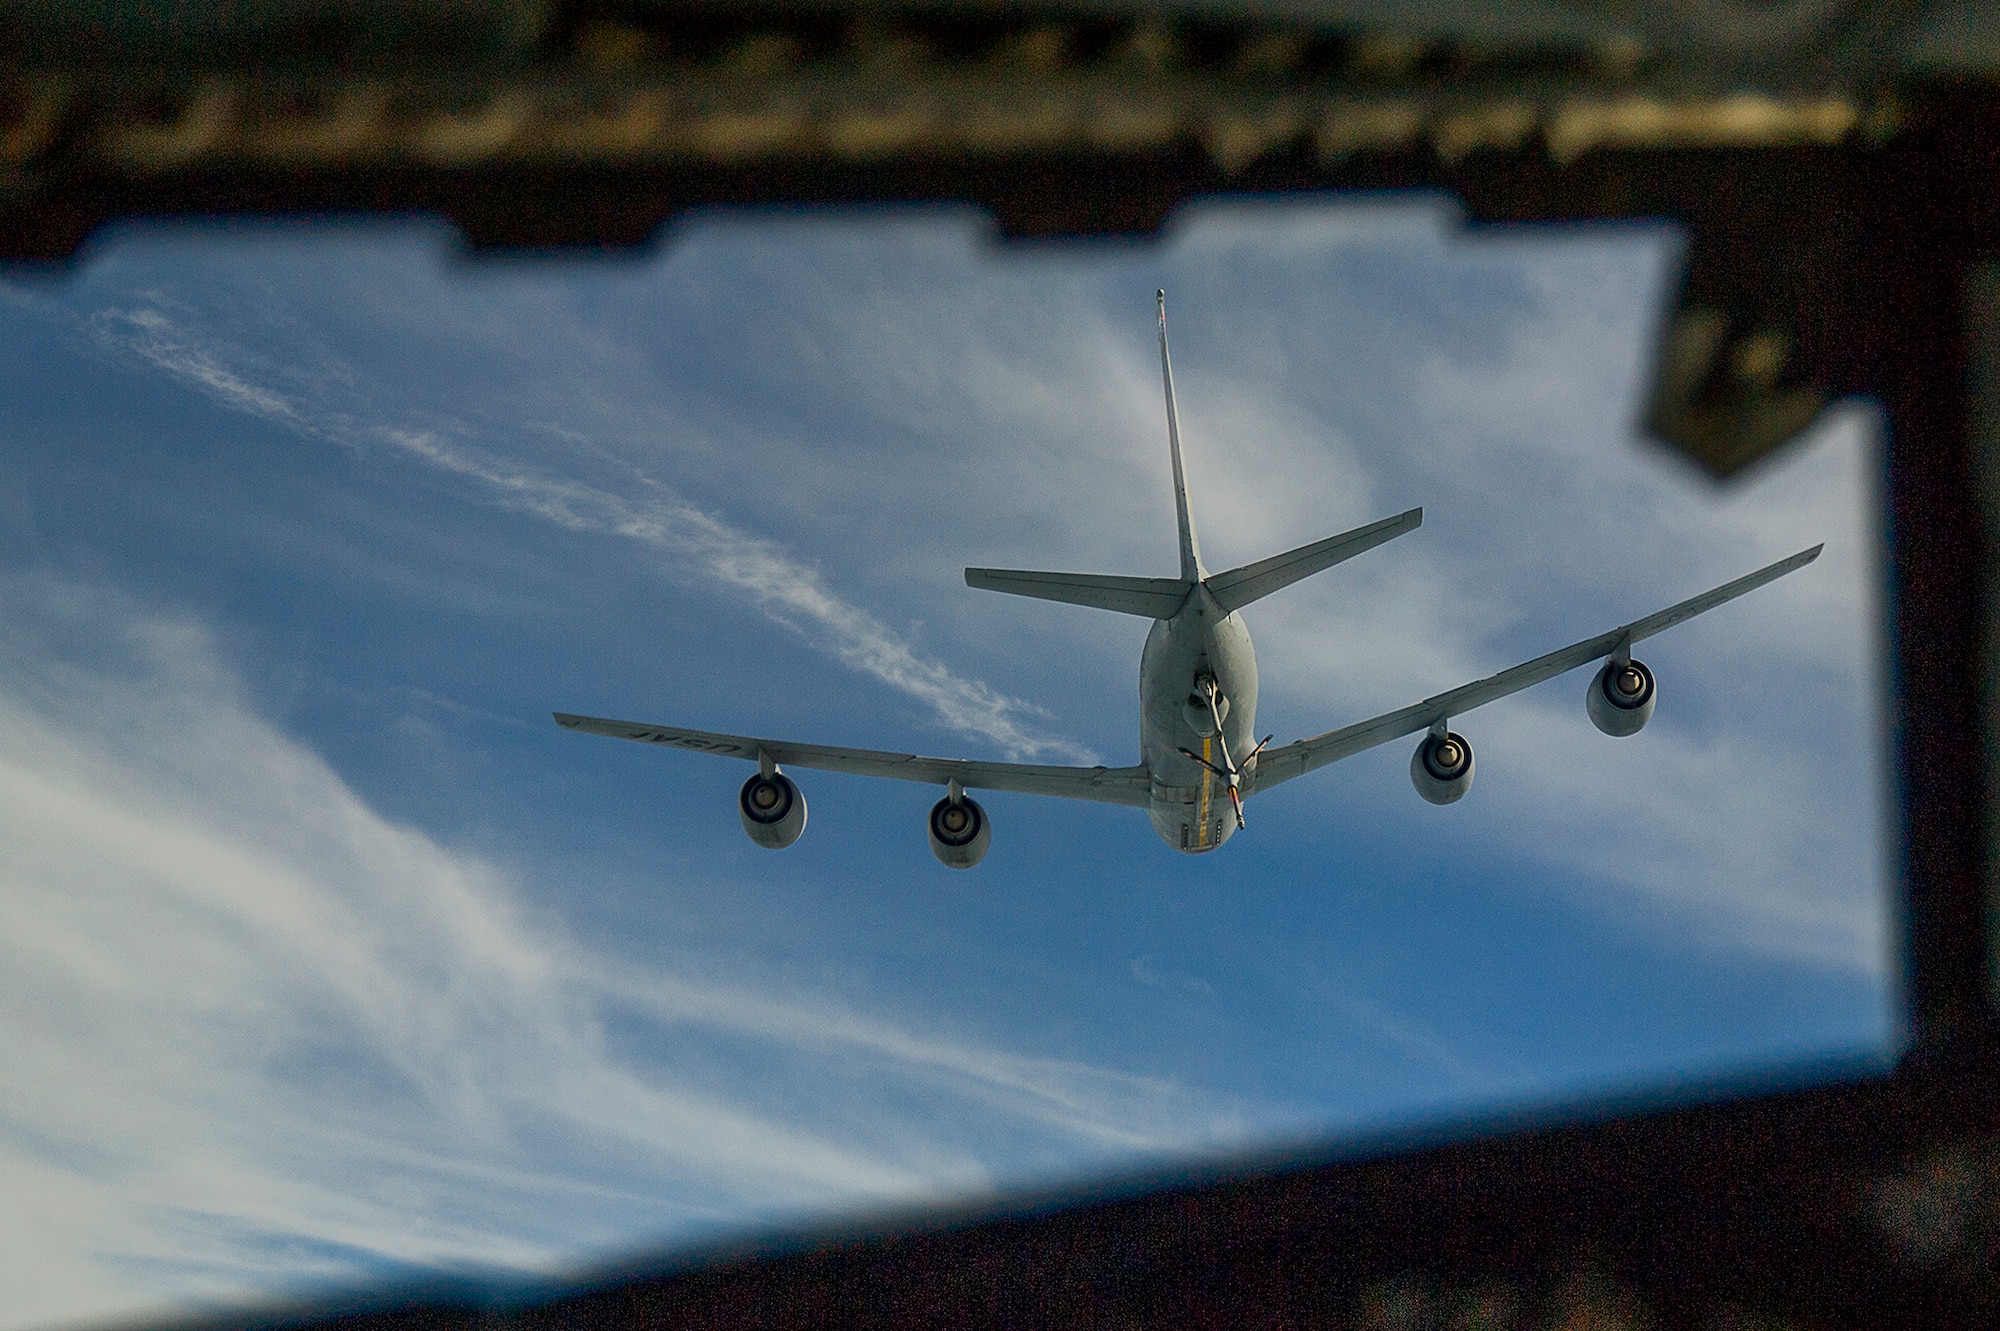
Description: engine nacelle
xmin=928 ymin=793 xmax=991 ymax=869
xmin=1587 ymin=657 xmax=1657 ymax=737
xmin=738 ymin=772 xmax=807 ymax=849
xmin=1410 ymin=730 xmax=1474 ymax=805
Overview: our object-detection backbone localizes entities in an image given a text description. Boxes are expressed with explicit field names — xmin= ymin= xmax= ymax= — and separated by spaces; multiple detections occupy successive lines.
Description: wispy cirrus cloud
xmin=110 ymin=308 xmax=306 ymax=423
xmin=0 ymin=574 xmax=1234 ymax=1329
xmin=71 ymin=216 xmax=1884 ymax=974
xmin=90 ymin=304 xmax=1094 ymax=765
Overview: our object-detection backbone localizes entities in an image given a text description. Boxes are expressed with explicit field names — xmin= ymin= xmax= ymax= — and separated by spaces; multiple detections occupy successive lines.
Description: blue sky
xmin=0 ymin=199 xmax=1887 ymax=1326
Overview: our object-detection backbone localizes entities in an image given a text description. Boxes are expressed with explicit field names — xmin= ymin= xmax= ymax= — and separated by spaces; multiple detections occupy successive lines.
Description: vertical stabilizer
xmin=1157 ymin=290 xmax=1204 ymax=581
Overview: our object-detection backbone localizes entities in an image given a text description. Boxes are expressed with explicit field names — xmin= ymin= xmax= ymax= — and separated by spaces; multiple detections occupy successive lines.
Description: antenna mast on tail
xmin=1157 ymin=290 xmax=1204 ymax=582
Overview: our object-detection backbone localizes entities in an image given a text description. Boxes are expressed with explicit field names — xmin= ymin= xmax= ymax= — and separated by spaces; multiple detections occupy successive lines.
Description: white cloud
xmin=76 ymin=209 xmax=1884 ymax=970
xmin=0 ymin=210 xmax=1893 ymax=1328
xmin=686 ymin=207 xmax=1879 ymax=974
xmin=0 ymin=576 xmax=1237 ymax=1328
xmin=88 ymin=304 xmax=1094 ymax=766
xmin=108 ymin=309 xmax=304 ymax=424
xmin=708 ymin=222 xmax=1860 ymax=977
xmin=1449 ymin=689 xmax=1883 ymax=969
xmin=1216 ymin=235 xmax=1884 ymax=970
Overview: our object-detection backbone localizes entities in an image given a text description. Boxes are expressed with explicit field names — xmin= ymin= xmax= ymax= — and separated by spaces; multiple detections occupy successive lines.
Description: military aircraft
xmin=557 ymin=292 xmax=1820 ymax=867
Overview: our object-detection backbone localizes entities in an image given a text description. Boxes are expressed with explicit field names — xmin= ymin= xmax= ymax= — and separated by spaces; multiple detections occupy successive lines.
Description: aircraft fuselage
xmin=1140 ymin=583 xmax=1259 ymax=853
xmin=552 ymin=291 xmax=1826 ymax=872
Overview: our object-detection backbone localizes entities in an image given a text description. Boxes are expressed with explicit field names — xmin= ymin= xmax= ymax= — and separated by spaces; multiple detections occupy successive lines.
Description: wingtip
xmin=553 ymin=712 xmax=579 ymax=728
xmin=1804 ymin=542 xmax=1825 ymax=561
xmin=1407 ymin=506 xmax=1425 ymax=527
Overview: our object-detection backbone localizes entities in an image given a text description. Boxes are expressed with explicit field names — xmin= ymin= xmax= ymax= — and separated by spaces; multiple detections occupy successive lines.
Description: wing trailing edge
xmin=1246 ymin=543 xmax=1823 ymax=796
xmin=552 ymin=712 xmax=1154 ymax=807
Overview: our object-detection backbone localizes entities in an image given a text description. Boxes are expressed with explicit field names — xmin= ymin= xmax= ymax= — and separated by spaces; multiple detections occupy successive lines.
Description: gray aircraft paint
xmin=1139 ymin=583 xmax=1259 ymax=853
xmin=556 ymin=293 xmax=1822 ymax=862
xmin=1139 ymin=291 xmax=1258 ymax=854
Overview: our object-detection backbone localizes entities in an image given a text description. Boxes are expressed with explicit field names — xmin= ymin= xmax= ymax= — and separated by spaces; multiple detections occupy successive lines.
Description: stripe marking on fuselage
xmin=1196 ymin=736 xmax=1213 ymax=849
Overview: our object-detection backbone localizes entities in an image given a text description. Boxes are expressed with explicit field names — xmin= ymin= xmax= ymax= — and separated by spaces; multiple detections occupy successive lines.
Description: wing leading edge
xmin=552 ymin=714 xmax=1153 ymax=808
xmin=1247 ymin=544 xmax=1824 ymax=796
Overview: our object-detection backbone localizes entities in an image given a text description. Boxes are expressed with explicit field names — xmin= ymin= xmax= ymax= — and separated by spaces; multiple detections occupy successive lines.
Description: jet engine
xmin=1586 ymin=657 xmax=1657 ymax=737
xmin=1410 ymin=729 xmax=1474 ymax=805
xmin=928 ymin=791 xmax=992 ymax=869
xmin=738 ymin=771 xmax=807 ymax=849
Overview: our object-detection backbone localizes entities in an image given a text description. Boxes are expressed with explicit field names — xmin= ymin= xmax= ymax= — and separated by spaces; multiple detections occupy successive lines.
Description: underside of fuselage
xmin=1142 ymin=584 xmax=1259 ymax=854
xmin=556 ymin=292 xmax=1825 ymax=870
xmin=558 ymin=270 xmax=1838 ymax=880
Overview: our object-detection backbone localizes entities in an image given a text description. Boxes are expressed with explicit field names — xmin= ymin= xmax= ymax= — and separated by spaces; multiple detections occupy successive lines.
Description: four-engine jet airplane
xmin=557 ymin=292 xmax=1820 ymax=868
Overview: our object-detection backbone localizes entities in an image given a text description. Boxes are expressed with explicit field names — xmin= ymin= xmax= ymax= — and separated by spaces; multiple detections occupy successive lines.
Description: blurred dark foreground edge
xmin=175 ymin=1050 xmax=2000 ymax=1331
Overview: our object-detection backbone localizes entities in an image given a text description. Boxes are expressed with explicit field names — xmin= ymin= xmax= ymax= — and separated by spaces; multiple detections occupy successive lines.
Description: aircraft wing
xmin=553 ymin=713 xmax=1154 ymax=807
xmin=1247 ymin=544 xmax=1823 ymax=795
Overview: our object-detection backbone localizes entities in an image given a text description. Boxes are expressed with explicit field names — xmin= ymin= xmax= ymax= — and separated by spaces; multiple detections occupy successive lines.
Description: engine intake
xmin=928 ymin=792 xmax=991 ymax=869
xmin=738 ymin=772 xmax=807 ymax=849
xmin=1587 ymin=657 xmax=1656 ymax=737
xmin=1410 ymin=729 xmax=1474 ymax=805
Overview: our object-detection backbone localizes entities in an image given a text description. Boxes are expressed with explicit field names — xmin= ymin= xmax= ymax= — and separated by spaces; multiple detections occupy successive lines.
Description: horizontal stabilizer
xmin=1205 ymin=508 xmax=1423 ymax=613
xmin=964 ymin=568 xmax=1193 ymax=618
